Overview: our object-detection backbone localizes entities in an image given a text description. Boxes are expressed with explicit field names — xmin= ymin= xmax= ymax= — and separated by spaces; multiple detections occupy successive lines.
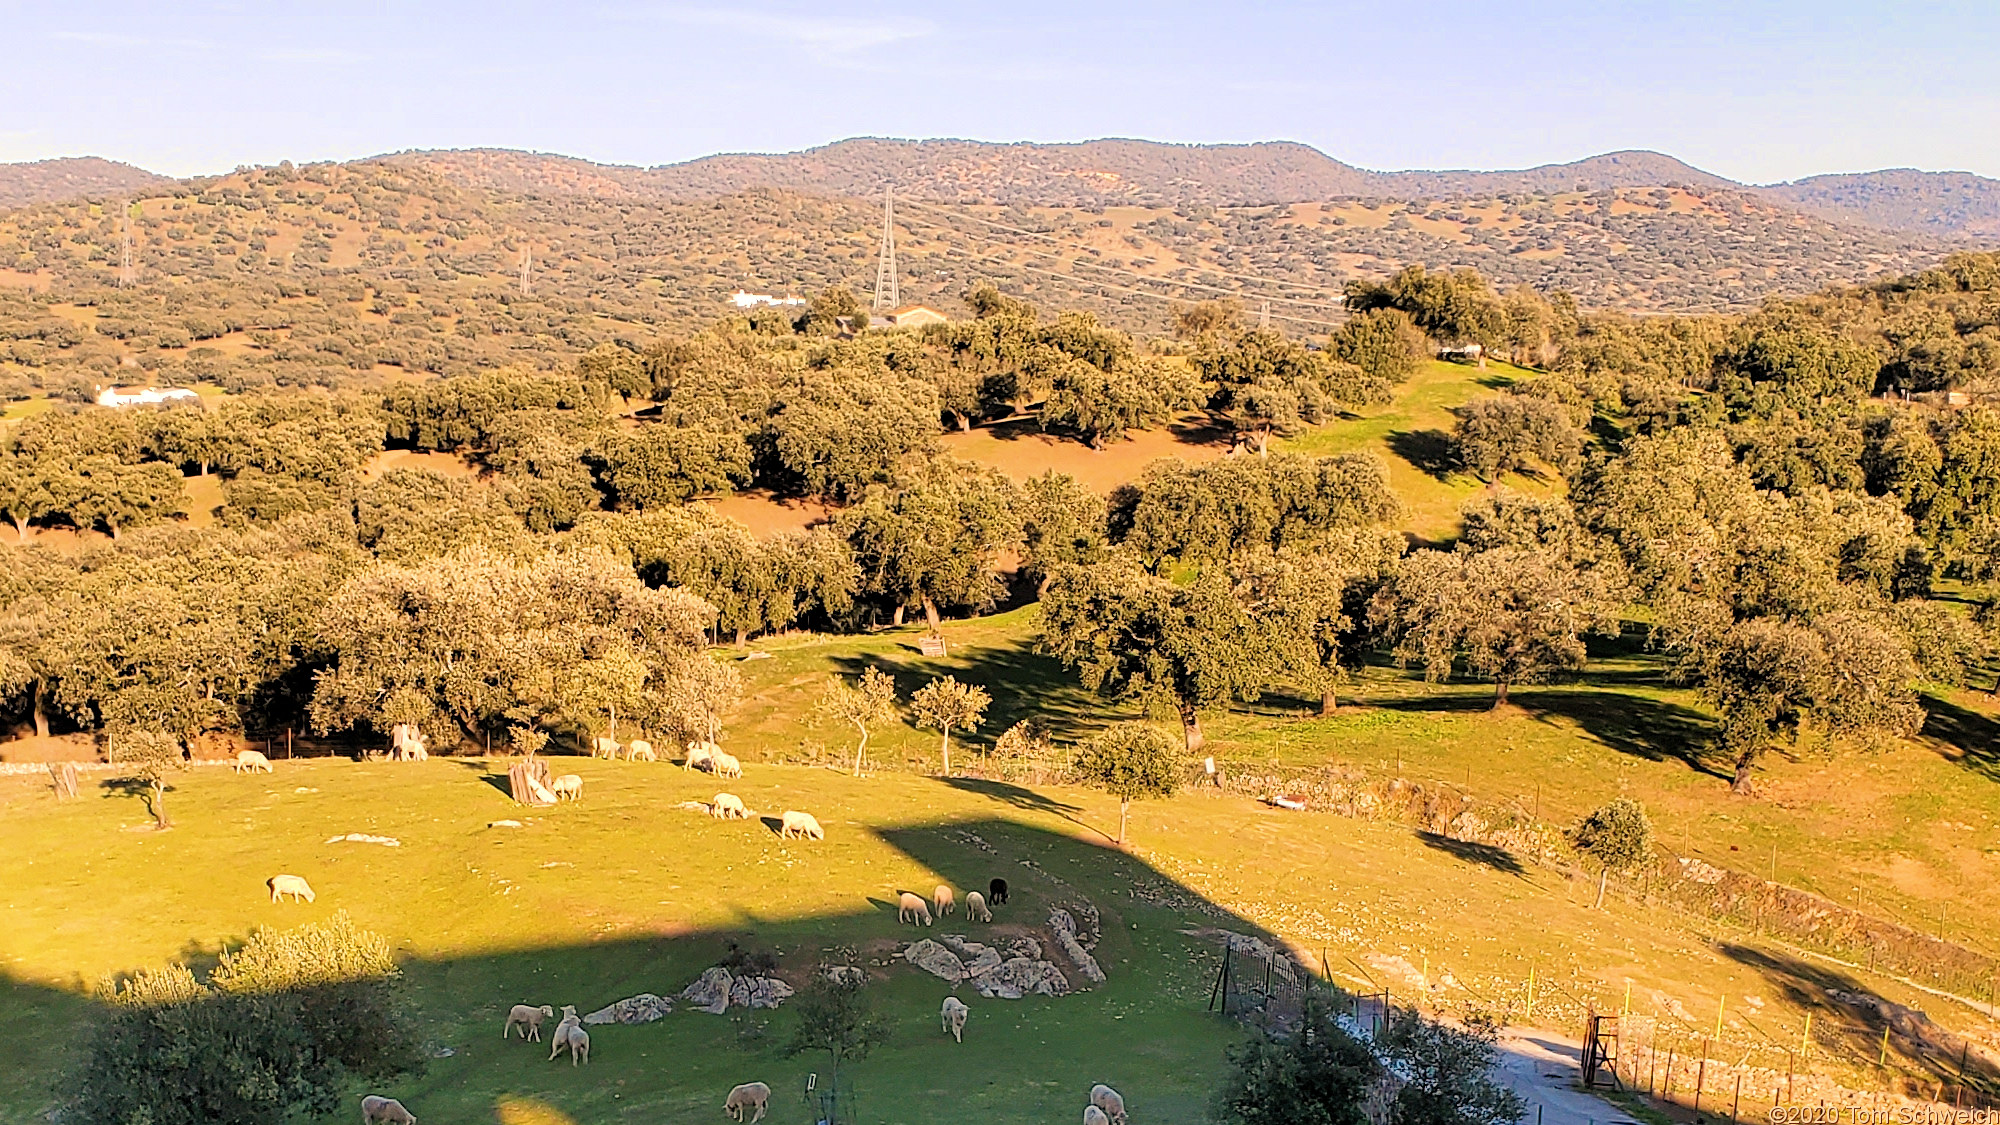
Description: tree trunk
xmin=107 ymin=520 xmax=121 ymax=540
xmin=1118 ymin=798 xmax=1131 ymax=846
xmin=1595 ymin=867 xmax=1608 ymax=909
xmin=1492 ymin=680 xmax=1510 ymax=708
xmin=1731 ymin=747 xmax=1759 ymax=795
xmin=852 ymin=721 xmax=869 ymax=776
xmin=892 ymin=604 xmax=905 ymax=627
xmin=954 ymin=412 xmax=971 ymax=432
xmin=10 ymin=515 xmax=27 ymax=543
xmin=940 ymin=728 xmax=951 ymax=777
xmin=921 ymin=595 xmax=941 ymax=633
xmin=1319 ymin=687 xmax=1337 ymax=717
xmin=1036 ymin=573 xmax=1054 ymax=598
xmin=734 ymin=628 xmax=747 ymax=649
xmin=1179 ymin=703 xmax=1204 ymax=752
xmin=31 ymin=680 xmax=48 ymax=739
xmin=1255 ymin=428 xmax=1270 ymax=456
xmin=149 ymin=779 xmax=170 ymax=829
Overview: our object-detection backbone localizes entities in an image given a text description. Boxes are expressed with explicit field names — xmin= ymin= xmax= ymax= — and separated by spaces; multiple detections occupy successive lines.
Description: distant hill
xmin=389 ymin=141 xmax=2000 ymax=240
xmin=1764 ymin=169 xmax=2000 ymax=239
xmin=0 ymin=157 xmax=174 ymax=208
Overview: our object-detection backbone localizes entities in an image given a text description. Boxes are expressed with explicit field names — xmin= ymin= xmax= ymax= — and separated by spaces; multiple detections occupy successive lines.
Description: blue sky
xmin=2 ymin=0 xmax=1996 ymax=182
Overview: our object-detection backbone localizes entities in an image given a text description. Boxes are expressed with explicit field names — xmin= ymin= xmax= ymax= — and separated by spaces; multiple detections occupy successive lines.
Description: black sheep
xmin=988 ymin=877 xmax=1009 ymax=906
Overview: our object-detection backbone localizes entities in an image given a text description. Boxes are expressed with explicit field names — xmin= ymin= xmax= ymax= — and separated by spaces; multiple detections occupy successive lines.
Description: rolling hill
xmin=0 ymin=157 xmax=175 ymax=209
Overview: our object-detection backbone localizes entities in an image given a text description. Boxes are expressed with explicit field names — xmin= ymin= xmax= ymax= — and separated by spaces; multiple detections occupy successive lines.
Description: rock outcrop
xmin=584 ymin=993 xmax=674 ymax=1024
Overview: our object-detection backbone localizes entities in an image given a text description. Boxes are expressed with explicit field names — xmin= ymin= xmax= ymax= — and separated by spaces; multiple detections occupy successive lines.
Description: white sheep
xmin=940 ymin=995 xmax=969 ymax=1042
xmin=591 ymin=736 xmax=620 ymax=760
xmin=360 ymin=1095 xmax=416 ymax=1125
xmin=898 ymin=891 xmax=934 ymax=926
xmin=626 ymin=739 xmax=656 ymax=762
xmin=684 ymin=741 xmax=718 ymax=772
xmin=556 ymin=1023 xmax=589 ymax=1065
xmin=551 ymin=774 xmax=583 ymax=801
xmin=933 ymin=884 xmax=955 ymax=917
xmin=710 ymin=750 xmax=742 ymax=779
xmin=779 ymin=810 xmax=823 ymax=840
xmin=503 ymin=1003 xmax=554 ymax=1041
xmin=268 ymin=874 xmax=315 ymax=903
xmin=547 ymin=1014 xmax=586 ymax=1063
xmin=1083 ymin=1107 xmax=1110 ymax=1125
xmin=711 ymin=792 xmax=748 ymax=819
xmin=724 ymin=1081 xmax=771 ymax=1123
xmin=965 ymin=890 xmax=991 ymax=922
xmin=1090 ymin=1084 xmax=1127 ymax=1125
xmin=233 ymin=749 xmax=273 ymax=773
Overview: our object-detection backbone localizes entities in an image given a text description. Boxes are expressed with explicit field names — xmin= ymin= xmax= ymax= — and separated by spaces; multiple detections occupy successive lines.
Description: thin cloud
xmin=48 ymin=30 xmax=362 ymax=65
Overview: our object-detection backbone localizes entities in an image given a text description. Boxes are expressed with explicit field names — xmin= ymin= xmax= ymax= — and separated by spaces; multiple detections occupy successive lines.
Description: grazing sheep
xmin=940 ymin=995 xmax=969 ymax=1042
xmin=779 ymin=810 xmax=823 ymax=840
xmin=591 ymin=736 xmax=620 ymax=760
xmin=503 ymin=1003 xmax=555 ymax=1041
xmin=360 ymin=1095 xmax=416 ymax=1125
xmin=933 ymin=884 xmax=955 ymax=916
xmin=233 ymin=749 xmax=274 ymax=773
xmin=626 ymin=739 xmax=656 ymax=762
xmin=547 ymin=1014 xmax=584 ymax=1062
xmin=551 ymin=774 xmax=583 ymax=801
xmin=710 ymin=750 xmax=742 ymax=779
xmin=1083 ymin=1106 xmax=1110 ymax=1125
xmin=1090 ymin=1084 xmax=1127 ymax=1125
xmin=557 ymin=1024 xmax=589 ymax=1065
xmin=268 ymin=874 xmax=315 ymax=903
xmin=898 ymin=891 xmax=934 ymax=926
xmin=711 ymin=792 xmax=748 ymax=819
xmin=684 ymin=741 xmax=718 ymax=772
xmin=724 ymin=1081 xmax=771 ymax=1123
xmin=989 ymin=877 xmax=1009 ymax=906
xmin=966 ymin=890 xmax=991 ymax=922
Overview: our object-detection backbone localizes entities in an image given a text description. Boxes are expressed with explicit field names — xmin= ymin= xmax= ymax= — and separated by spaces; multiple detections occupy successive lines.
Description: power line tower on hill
xmin=872 ymin=187 xmax=899 ymax=313
xmin=518 ymin=245 xmax=532 ymax=297
xmin=118 ymin=204 xmax=135 ymax=289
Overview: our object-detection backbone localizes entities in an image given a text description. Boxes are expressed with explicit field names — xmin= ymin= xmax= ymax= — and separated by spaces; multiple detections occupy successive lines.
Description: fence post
xmin=1665 ymin=1047 xmax=1676 ymax=1102
xmin=1733 ymin=1073 xmax=1742 ymax=1124
xmin=1695 ymin=1041 xmax=1708 ymax=1117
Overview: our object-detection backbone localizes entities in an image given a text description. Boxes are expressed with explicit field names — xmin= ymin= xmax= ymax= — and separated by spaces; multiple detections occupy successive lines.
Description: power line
xmin=903 ymin=232 xmax=1345 ymax=329
xmin=896 ymin=197 xmax=1349 ymax=312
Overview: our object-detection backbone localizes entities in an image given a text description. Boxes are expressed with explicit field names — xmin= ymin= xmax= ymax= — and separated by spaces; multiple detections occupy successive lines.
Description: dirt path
xmin=1493 ymin=1029 xmax=1641 ymax=1125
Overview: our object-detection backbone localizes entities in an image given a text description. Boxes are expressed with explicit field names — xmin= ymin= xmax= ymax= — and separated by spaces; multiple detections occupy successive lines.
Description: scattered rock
xmin=824 ymin=965 xmax=865 ymax=985
xmin=585 ymin=993 xmax=674 ymax=1025
xmin=905 ymin=939 xmax=967 ymax=983
xmin=741 ymin=651 xmax=773 ymax=661
xmin=678 ymin=968 xmax=793 ymax=1015
xmin=326 ymin=833 xmax=400 ymax=846
xmin=975 ymin=956 xmax=1071 ymax=1000
xmin=487 ymin=819 xmax=523 ymax=828
xmin=730 ymin=975 xmax=795 ymax=1010
xmin=1677 ymin=857 xmax=1727 ymax=885
xmin=1049 ymin=909 xmax=1106 ymax=983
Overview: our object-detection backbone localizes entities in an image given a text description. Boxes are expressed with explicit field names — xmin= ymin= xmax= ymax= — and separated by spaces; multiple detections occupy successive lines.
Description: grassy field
xmin=7 ymin=609 xmax=1996 ymax=1123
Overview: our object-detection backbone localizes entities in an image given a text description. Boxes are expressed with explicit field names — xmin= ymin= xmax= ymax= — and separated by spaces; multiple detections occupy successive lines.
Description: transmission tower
xmin=518 ymin=245 xmax=532 ymax=296
xmin=1258 ymin=300 xmax=1270 ymax=330
xmin=872 ymin=187 xmax=899 ymax=313
xmin=118 ymin=205 xmax=135 ymax=289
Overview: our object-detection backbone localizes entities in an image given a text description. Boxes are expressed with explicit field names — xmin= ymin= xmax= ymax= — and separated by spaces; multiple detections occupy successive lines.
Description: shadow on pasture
xmin=1920 ymin=694 xmax=2000 ymax=782
xmin=1384 ymin=428 xmax=1456 ymax=479
xmin=1372 ymin=687 xmax=1726 ymax=779
xmin=1 ymin=813 xmax=1314 ymax=1124
xmin=1416 ymin=831 xmax=1529 ymax=879
xmin=827 ymin=637 xmax=1107 ymax=744
xmin=756 ymin=815 xmax=785 ymax=835
xmin=1714 ymin=942 xmax=1994 ymax=1087
xmin=943 ymin=777 xmax=1082 ymax=818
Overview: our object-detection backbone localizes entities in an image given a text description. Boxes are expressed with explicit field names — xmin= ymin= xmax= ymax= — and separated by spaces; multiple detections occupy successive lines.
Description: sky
xmin=2 ymin=0 xmax=1997 ymax=183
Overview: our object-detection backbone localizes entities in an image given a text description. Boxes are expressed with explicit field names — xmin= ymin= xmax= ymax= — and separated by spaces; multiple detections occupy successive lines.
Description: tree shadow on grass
xmin=1384 ymin=429 xmax=1457 ymax=479
xmin=829 ymin=638 xmax=1108 ymax=745
xmin=1714 ymin=942 xmax=1995 ymax=1086
xmin=943 ymin=777 xmax=1082 ymax=818
xmin=1920 ymin=695 xmax=2000 ymax=782
xmin=1416 ymin=831 xmax=1529 ymax=879
xmin=1372 ymin=687 xmax=1728 ymax=780
xmin=0 ymin=811 xmax=1305 ymax=1124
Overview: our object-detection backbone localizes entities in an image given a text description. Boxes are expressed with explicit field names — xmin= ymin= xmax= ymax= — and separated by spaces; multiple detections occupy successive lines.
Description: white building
xmin=94 ymin=385 xmax=201 ymax=408
xmin=730 ymin=290 xmax=807 ymax=309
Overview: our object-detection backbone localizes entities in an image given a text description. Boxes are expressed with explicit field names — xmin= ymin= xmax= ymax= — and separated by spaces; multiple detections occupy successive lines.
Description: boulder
xmin=584 ymin=993 xmax=674 ymax=1025
xmin=730 ymin=975 xmax=795 ymax=1010
xmin=680 ymin=967 xmax=735 ymax=1014
xmin=1049 ymin=909 xmax=1107 ymax=983
xmin=905 ymin=939 xmax=967 ymax=982
xmin=974 ymin=956 xmax=1070 ymax=999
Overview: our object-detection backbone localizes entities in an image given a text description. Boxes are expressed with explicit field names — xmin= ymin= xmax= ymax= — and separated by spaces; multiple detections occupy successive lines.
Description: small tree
xmin=110 ymin=728 xmax=185 ymax=829
xmin=507 ymin=725 xmax=549 ymax=757
xmin=784 ymin=970 xmax=890 ymax=1107
xmin=908 ymin=675 xmax=991 ymax=776
xmin=1211 ymin=994 xmax=1381 ymax=1125
xmin=1568 ymin=797 xmax=1654 ymax=908
xmin=1073 ymin=723 xmax=1184 ymax=845
xmin=814 ymin=667 xmax=898 ymax=775
xmin=1376 ymin=1010 xmax=1526 ymax=1125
